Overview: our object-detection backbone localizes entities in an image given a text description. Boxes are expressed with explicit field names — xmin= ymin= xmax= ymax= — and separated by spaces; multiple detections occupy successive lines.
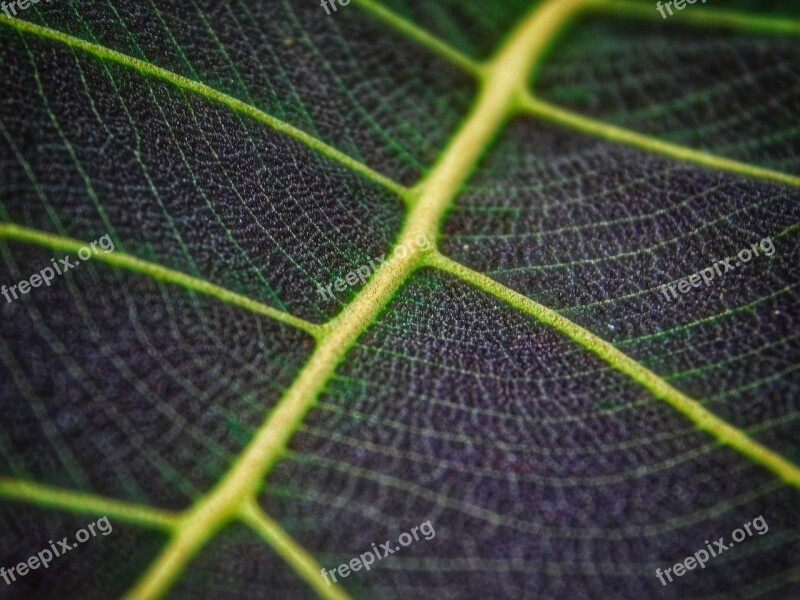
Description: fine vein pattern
xmin=0 ymin=0 xmax=798 ymax=598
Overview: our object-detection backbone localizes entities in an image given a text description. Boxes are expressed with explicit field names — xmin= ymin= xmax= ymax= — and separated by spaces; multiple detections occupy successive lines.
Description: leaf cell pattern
xmin=0 ymin=0 xmax=798 ymax=599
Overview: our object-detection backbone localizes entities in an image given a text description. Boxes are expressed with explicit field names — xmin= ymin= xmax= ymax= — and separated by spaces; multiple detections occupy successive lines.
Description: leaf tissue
xmin=0 ymin=0 xmax=798 ymax=598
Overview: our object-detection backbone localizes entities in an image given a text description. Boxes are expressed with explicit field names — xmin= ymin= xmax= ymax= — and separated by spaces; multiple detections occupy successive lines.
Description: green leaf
xmin=0 ymin=1 xmax=798 ymax=598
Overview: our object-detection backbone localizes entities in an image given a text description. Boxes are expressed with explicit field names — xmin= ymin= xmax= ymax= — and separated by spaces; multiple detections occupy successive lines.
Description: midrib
xmin=1 ymin=0 xmax=797 ymax=598
xmin=122 ymin=1 xmax=591 ymax=597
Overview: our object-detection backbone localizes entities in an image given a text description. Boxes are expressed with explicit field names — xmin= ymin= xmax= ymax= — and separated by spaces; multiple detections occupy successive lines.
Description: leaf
xmin=0 ymin=1 xmax=798 ymax=599
xmin=534 ymin=15 xmax=800 ymax=173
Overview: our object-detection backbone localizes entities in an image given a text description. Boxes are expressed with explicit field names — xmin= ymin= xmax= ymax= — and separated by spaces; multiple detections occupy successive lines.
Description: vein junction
xmin=0 ymin=0 xmax=798 ymax=598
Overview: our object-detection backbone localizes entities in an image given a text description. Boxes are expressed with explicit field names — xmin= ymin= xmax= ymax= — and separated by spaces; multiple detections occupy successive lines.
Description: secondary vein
xmin=0 ymin=15 xmax=409 ymax=200
xmin=3 ymin=1 xmax=798 ymax=598
xmin=348 ymin=0 xmax=800 ymax=189
xmin=0 ymin=478 xmax=179 ymax=531
xmin=0 ymin=222 xmax=322 ymax=338
xmin=521 ymin=95 xmax=800 ymax=188
xmin=240 ymin=500 xmax=351 ymax=600
xmin=121 ymin=1 xmax=591 ymax=597
xmin=429 ymin=252 xmax=800 ymax=490
xmin=591 ymin=0 xmax=800 ymax=36
xmin=352 ymin=0 xmax=484 ymax=77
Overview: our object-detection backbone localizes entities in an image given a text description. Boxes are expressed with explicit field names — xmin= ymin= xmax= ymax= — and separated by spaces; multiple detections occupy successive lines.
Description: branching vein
xmin=0 ymin=1 xmax=798 ymax=599
xmin=239 ymin=500 xmax=351 ymax=600
xmin=0 ymin=14 xmax=409 ymax=200
xmin=121 ymin=1 xmax=590 ymax=596
xmin=590 ymin=0 xmax=800 ymax=36
xmin=352 ymin=0 xmax=483 ymax=76
xmin=356 ymin=0 xmax=800 ymax=189
xmin=520 ymin=94 xmax=800 ymax=188
xmin=0 ymin=478 xmax=179 ymax=531
xmin=0 ymin=222 xmax=322 ymax=338
xmin=427 ymin=252 xmax=800 ymax=489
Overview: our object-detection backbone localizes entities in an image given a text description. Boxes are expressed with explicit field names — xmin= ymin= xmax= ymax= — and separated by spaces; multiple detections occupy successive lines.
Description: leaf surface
xmin=0 ymin=1 xmax=798 ymax=599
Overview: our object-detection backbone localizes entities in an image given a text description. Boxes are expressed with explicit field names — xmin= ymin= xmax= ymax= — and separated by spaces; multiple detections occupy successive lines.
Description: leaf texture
xmin=0 ymin=0 xmax=799 ymax=599
xmin=535 ymin=18 xmax=800 ymax=173
xmin=440 ymin=120 xmax=800 ymax=460
xmin=19 ymin=0 xmax=475 ymax=185
xmin=0 ymin=505 xmax=165 ymax=599
xmin=263 ymin=270 xmax=800 ymax=598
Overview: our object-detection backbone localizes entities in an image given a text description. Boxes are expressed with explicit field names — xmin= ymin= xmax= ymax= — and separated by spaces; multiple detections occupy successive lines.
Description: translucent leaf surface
xmin=0 ymin=1 xmax=798 ymax=599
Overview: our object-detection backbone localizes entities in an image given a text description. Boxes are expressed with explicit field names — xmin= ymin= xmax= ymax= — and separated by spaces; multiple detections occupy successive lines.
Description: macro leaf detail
xmin=0 ymin=0 xmax=798 ymax=599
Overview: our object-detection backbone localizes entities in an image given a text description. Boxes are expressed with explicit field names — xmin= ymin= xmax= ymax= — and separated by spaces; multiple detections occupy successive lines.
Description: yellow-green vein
xmin=521 ymin=95 xmax=800 ymax=188
xmin=239 ymin=500 xmax=351 ymax=600
xmin=591 ymin=0 xmax=800 ymax=36
xmin=429 ymin=252 xmax=800 ymax=489
xmin=0 ymin=222 xmax=322 ymax=338
xmin=0 ymin=15 xmax=409 ymax=200
xmin=345 ymin=0 xmax=800 ymax=191
xmin=0 ymin=478 xmax=179 ymax=531
xmin=3 ymin=0 xmax=798 ymax=597
xmin=121 ymin=1 xmax=591 ymax=597
xmin=352 ymin=0 xmax=483 ymax=77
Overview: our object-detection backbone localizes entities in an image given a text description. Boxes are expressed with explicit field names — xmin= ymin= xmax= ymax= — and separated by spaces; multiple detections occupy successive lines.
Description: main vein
xmin=2 ymin=1 xmax=798 ymax=598
xmin=347 ymin=0 xmax=800 ymax=189
xmin=121 ymin=1 xmax=589 ymax=597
